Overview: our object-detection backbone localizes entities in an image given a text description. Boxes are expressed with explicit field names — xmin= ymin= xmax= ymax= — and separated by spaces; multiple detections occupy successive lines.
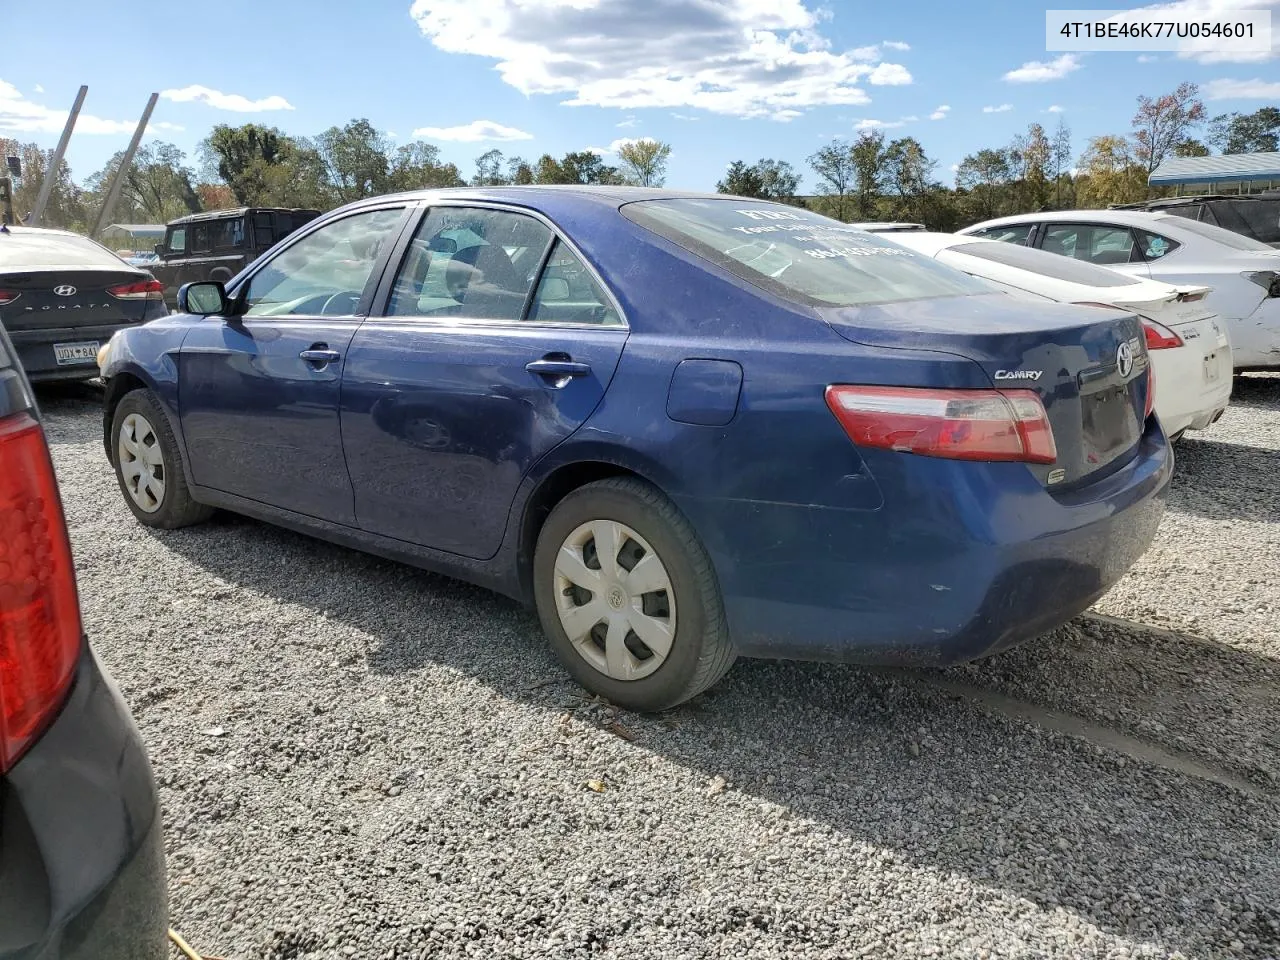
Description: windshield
xmin=950 ymin=240 xmax=1143 ymax=287
xmin=1157 ymin=214 xmax=1277 ymax=252
xmin=2 ymin=229 xmax=128 ymax=268
xmin=621 ymin=199 xmax=993 ymax=307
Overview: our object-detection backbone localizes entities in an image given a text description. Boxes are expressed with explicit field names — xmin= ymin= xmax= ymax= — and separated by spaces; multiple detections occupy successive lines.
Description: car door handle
xmin=525 ymin=359 xmax=591 ymax=378
xmin=300 ymin=348 xmax=341 ymax=364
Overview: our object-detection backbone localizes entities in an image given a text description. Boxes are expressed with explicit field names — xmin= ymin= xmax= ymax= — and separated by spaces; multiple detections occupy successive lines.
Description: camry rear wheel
xmin=111 ymin=389 xmax=213 ymax=529
xmin=533 ymin=477 xmax=734 ymax=712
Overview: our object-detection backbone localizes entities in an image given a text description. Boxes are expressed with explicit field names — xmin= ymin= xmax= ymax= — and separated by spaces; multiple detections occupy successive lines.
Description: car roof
xmin=1 ymin=224 xmax=92 ymax=242
xmin=965 ymin=209 xmax=1173 ymax=230
xmin=166 ymin=207 xmax=320 ymax=225
xmin=339 ymin=185 xmax=772 ymax=217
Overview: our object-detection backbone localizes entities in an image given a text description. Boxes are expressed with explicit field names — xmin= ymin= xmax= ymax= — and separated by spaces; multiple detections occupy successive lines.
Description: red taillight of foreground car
xmin=0 ymin=413 xmax=82 ymax=773
xmin=825 ymin=385 xmax=1058 ymax=464
xmin=106 ymin=279 xmax=165 ymax=301
xmin=1141 ymin=318 xmax=1184 ymax=350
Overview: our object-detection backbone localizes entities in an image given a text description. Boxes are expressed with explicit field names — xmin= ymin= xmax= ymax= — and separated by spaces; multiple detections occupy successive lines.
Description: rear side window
xmin=1134 ymin=229 xmax=1181 ymax=261
xmin=1 ymin=230 xmax=128 ymax=268
xmin=969 ymin=224 xmax=1036 ymax=245
xmin=949 ymin=240 xmax=1143 ymax=287
xmin=528 ymin=240 xmax=622 ymax=326
xmin=213 ymin=218 xmax=245 ymax=250
xmin=622 ymin=199 xmax=991 ymax=307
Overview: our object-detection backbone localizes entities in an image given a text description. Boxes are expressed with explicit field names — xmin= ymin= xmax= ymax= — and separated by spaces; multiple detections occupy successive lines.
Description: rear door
xmin=341 ymin=203 xmax=628 ymax=559
xmin=178 ymin=204 xmax=410 ymax=523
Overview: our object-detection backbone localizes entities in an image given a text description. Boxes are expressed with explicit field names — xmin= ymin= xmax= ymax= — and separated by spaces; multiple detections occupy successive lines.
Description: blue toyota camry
xmin=97 ymin=188 xmax=1172 ymax=711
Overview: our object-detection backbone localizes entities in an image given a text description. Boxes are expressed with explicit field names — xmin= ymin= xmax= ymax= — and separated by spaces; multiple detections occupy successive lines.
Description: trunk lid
xmin=0 ymin=268 xmax=154 ymax=332
xmin=821 ymin=293 xmax=1151 ymax=488
xmin=1106 ymin=284 xmax=1215 ymax=330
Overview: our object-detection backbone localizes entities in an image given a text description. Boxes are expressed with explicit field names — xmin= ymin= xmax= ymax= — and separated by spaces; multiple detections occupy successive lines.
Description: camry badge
xmin=994 ymin=369 xmax=1042 ymax=381
xmin=1116 ymin=341 xmax=1134 ymax=379
xmin=53 ymin=285 xmax=77 ymax=297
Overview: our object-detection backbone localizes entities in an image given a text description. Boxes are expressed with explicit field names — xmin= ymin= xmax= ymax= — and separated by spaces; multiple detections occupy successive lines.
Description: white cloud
xmin=882 ymin=40 xmax=911 ymax=51
xmin=1204 ymin=77 xmax=1280 ymax=98
xmin=869 ymin=62 xmax=913 ymax=85
xmin=1047 ymin=104 xmax=1065 ymax=113
xmin=616 ymin=115 xmax=639 ymax=128
xmin=670 ymin=112 xmax=699 ymax=120
xmin=605 ymin=136 xmax=663 ymax=155
xmin=1130 ymin=0 xmax=1280 ymax=63
xmin=929 ymin=104 xmax=951 ymax=120
xmin=1137 ymin=54 xmax=1159 ymax=63
xmin=409 ymin=0 xmax=913 ymax=119
xmin=1003 ymin=53 xmax=1081 ymax=83
xmin=411 ymin=119 xmax=534 ymax=142
xmin=160 ymin=85 xmax=293 ymax=112
xmin=983 ymin=103 xmax=1014 ymax=113
xmin=854 ymin=118 xmax=904 ymax=130
xmin=0 ymin=79 xmax=146 ymax=135
xmin=32 ymin=84 xmax=43 ymax=94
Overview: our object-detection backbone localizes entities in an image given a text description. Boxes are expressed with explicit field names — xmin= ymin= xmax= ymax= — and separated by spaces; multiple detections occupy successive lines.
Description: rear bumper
xmin=692 ymin=420 xmax=1172 ymax=666
xmin=1150 ymin=338 xmax=1233 ymax=436
xmin=0 ymin=648 xmax=167 ymax=960
xmin=8 ymin=322 xmax=150 ymax=382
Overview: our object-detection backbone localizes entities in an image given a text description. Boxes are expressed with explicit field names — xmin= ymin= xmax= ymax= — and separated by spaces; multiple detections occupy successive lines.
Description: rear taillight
xmin=0 ymin=413 xmax=82 ymax=773
xmin=106 ymin=279 xmax=165 ymax=301
xmin=1142 ymin=318 xmax=1184 ymax=350
xmin=0 ymin=289 xmax=20 ymax=306
xmin=825 ymin=385 xmax=1058 ymax=464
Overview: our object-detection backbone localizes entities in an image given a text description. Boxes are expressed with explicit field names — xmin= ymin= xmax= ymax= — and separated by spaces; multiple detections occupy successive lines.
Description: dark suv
xmin=0 ymin=324 xmax=167 ymax=959
xmin=151 ymin=207 xmax=320 ymax=308
xmin=1112 ymin=195 xmax=1280 ymax=248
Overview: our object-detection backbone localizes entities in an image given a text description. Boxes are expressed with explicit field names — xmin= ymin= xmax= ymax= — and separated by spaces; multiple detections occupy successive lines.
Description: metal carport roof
xmin=1149 ymin=152 xmax=1280 ymax=186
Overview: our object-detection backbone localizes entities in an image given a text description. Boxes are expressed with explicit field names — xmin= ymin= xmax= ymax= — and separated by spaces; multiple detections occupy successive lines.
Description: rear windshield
xmin=1204 ymin=200 xmax=1280 ymax=245
xmin=621 ymin=199 xmax=992 ymax=307
xmin=1156 ymin=214 xmax=1276 ymax=251
xmin=950 ymin=240 xmax=1142 ymax=287
xmin=1 ymin=229 xmax=127 ymax=268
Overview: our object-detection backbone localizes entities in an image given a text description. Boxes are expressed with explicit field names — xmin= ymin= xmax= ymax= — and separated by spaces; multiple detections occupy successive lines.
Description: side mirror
xmin=178 ymin=281 xmax=228 ymax=316
xmin=154 ymin=242 xmax=165 ymax=256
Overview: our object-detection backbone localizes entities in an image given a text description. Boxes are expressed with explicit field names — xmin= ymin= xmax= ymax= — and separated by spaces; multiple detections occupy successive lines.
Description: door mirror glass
xmin=179 ymin=281 xmax=228 ymax=316
xmin=153 ymin=242 xmax=165 ymax=256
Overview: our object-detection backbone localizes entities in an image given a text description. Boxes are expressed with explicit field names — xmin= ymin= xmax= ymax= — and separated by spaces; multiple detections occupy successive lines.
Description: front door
xmin=179 ymin=205 xmax=409 ymax=523
xmin=341 ymin=205 xmax=628 ymax=559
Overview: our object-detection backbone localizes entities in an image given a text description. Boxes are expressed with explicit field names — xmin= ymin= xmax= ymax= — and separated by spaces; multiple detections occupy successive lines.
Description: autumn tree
xmin=1207 ymin=107 xmax=1280 ymax=154
xmin=1131 ymin=82 xmax=1206 ymax=175
xmin=807 ymin=140 xmax=857 ymax=220
xmin=1077 ymin=135 xmax=1146 ymax=206
xmin=616 ymin=139 xmax=672 ymax=187
xmin=0 ymin=137 xmax=85 ymax=228
xmin=1009 ymin=123 xmax=1052 ymax=211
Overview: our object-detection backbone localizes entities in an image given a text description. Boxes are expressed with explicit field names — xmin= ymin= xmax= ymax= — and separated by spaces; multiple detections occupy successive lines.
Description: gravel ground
xmin=37 ymin=375 xmax=1280 ymax=960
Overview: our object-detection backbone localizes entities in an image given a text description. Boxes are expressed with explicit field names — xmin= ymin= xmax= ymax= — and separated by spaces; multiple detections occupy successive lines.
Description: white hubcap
xmin=554 ymin=520 xmax=676 ymax=682
xmin=118 ymin=413 xmax=165 ymax=513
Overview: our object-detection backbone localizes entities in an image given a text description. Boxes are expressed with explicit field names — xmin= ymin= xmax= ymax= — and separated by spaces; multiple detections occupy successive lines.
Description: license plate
xmin=53 ymin=341 xmax=100 ymax=365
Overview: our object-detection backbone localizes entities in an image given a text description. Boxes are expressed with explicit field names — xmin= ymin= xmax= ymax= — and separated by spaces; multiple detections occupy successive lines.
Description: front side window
xmin=1041 ymin=224 xmax=1139 ymax=265
xmin=168 ymin=226 xmax=187 ymax=254
xmin=970 ymin=224 xmax=1036 ymax=245
xmin=528 ymin=240 xmax=622 ymax=326
xmin=622 ymin=199 xmax=991 ymax=307
xmin=386 ymin=207 xmax=552 ymax=320
xmin=241 ymin=207 xmax=404 ymax=317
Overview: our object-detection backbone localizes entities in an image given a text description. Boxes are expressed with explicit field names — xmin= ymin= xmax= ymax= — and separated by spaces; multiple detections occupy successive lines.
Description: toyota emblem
xmin=53 ymin=285 xmax=77 ymax=297
xmin=1116 ymin=341 xmax=1134 ymax=379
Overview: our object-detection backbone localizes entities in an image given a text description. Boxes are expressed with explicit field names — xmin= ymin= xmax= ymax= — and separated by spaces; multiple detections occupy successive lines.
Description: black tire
xmin=110 ymin=388 xmax=214 ymax=529
xmin=533 ymin=477 xmax=735 ymax=712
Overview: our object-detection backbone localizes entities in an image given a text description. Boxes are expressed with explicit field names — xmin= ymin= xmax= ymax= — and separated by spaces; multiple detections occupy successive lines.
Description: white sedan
xmin=888 ymin=231 xmax=1232 ymax=440
xmin=958 ymin=209 xmax=1280 ymax=371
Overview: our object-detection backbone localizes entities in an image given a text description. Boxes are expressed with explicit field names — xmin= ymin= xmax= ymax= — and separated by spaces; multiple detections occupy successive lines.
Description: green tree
xmin=616 ymin=139 xmax=672 ymax=187
xmin=882 ymin=137 xmax=936 ymax=222
xmin=473 ymin=149 xmax=509 ymax=186
xmin=0 ymin=137 xmax=85 ymax=228
xmin=1077 ymin=134 xmax=1146 ymax=206
xmin=716 ymin=159 xmax=799 ymax=201
xmin=956 ymin=148 xmax=1013 ymax=221
xmin=199 ymin=124 xmax=290 ymax=203
xmin=807 ymin=140 xmax=857 ymax=220
xmin=1207 ymin=107 xmax=1280 ymax=154
xmin=314 ymin=119 xmax=391 ymax=202
xmin=1009 ymin=123 xmax=1052 ymax=211
xmin=1131 ymin=82 xmax=1206 ymax=175
xmin=87 ymin=142 xmax=200 ymax=223
xmin=1173 ymin=138 xmax=1210 ymax=157
xmin=850 ymin=131 xmax=888 ymax=220
xmin=507 ymin=157 xmax=534 ymax=184
xmin=387 ymin=141 xmax=465 ymax=191
xmin=1050 ymin=118 xmax=1074 ymax=209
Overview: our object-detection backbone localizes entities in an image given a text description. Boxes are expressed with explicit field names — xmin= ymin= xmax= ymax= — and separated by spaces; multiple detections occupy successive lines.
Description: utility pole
xmin=90 ymin=91 xmax=158 ymax=240
xmin=30 ymin=84 xmax=88 ymax=228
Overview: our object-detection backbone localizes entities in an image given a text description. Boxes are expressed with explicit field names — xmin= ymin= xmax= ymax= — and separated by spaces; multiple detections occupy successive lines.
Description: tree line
xmin=2 ymin=83 xmax=1276 ymax=244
